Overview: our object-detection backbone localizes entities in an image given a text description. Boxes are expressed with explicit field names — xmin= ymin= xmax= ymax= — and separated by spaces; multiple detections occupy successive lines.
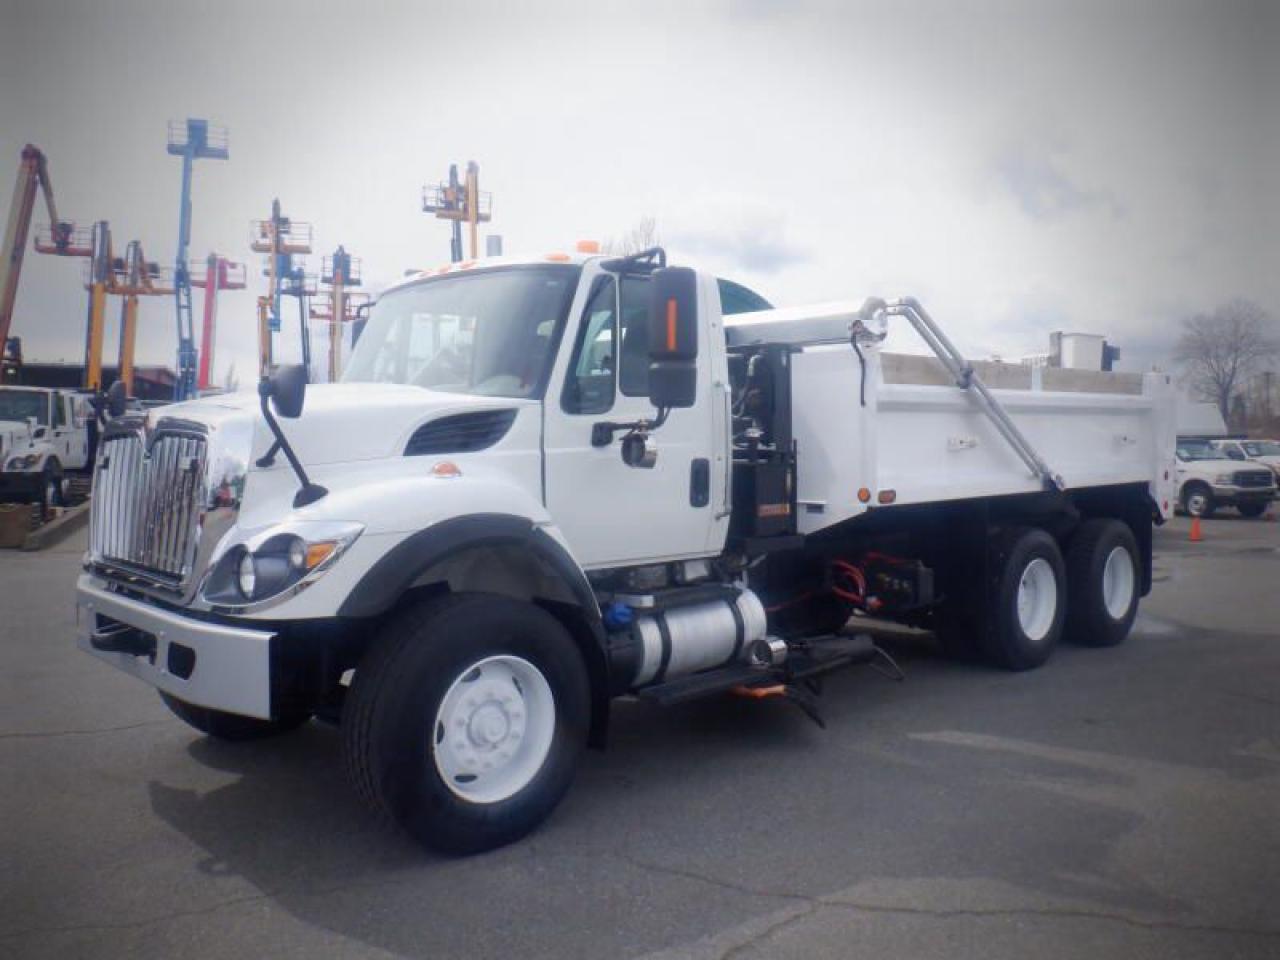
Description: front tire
xmin=1182 ymin=483 xmax=1215 ymax=518
xmin=342 ymin=593 xmax=590 ymax=855
xmin=159 ymin=692 xmax=311 ymax=740
xmin=1063 ymin=519 xmax=1139 ymax=647
xmin=982 ymin=527 xmax=1066 ymax=671
xmin=40 ymin=459 xmax=66 ymax=517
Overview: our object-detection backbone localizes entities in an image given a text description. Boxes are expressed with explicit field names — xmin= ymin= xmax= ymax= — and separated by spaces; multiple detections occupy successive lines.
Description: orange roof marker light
xmin=545 ymin=252 xmax=571 ymax=262
xmin=575 ymin=239 xmax=601 ymax=254
xmin=857 ymin=487 xmax=872 ymax=503
xmin=458 ymin=260 xmax=476 ymax=270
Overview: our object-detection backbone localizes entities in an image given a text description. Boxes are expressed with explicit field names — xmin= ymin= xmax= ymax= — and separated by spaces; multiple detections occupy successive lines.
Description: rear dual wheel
xmin=1063 ymin=519 xmax=1139 ymax=647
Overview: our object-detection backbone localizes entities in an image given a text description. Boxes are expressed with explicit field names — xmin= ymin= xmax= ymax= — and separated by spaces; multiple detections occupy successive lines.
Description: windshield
xmin=1177 ymin=445 xmax=1225 ymax=462
xmin=343 ymin=266 xmax=580 ymax=398
xmin=1243 ymin=441 xmax=1280 ymax=456
xmin=0 ymin=389 xmax=48 ymax=425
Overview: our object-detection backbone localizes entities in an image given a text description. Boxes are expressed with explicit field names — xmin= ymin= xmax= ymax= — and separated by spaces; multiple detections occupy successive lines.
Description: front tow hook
xmin=90 ymin=621 xmax=157 ymax=658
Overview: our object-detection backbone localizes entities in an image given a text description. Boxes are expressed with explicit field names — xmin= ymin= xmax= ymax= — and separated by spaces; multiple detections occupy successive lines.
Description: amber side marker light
xmin=877 ymin=489 xmax=897 ymax=505
xmin=857 ymin=487 xmax=871 ymax=503
xmin=575 ymin=239 xmax=600 ymax=254
xmin=431 ymin=461 xmax=463 ymax=479
xmin=545 ymin=252 xmax=571 ymax=262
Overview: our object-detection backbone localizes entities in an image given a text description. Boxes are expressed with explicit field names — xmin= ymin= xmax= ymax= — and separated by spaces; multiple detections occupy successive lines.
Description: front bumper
xmin=1209 ymin=485 xmax=1276 ymax=504
xmin=76 ymin=574 xmax=274 ymax=719
xmin=0 ymin=471 xmax=43 ymax=504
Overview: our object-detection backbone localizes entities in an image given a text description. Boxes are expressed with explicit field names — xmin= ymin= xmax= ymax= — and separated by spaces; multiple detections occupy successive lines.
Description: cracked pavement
xmin=3 ymin=516 xmax=1279 ymax=959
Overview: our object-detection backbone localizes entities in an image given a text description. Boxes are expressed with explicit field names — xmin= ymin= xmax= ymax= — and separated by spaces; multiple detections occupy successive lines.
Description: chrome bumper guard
xmin=76 ymin=574 xmax=274 ymax=720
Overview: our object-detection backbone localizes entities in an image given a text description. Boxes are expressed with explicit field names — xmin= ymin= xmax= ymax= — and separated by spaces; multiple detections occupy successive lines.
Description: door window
xmin=52 ymin=393 xmax=66 ymax=428
xmin=562 ymin=277 xmax=617 ymax=415
xmin=618 ymin=275 xmax=651 ymax=397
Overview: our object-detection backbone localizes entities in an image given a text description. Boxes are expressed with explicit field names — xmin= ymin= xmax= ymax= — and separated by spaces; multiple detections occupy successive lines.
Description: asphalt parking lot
xmin=3 ymin=517 xmax=1278 ymax=960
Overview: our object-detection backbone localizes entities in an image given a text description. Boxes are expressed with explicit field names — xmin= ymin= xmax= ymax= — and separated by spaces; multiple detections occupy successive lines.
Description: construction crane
xmin=191 ymin=254 xmax=246 ymax=392
xmin=109 ymin=241 xmax=174 ymax=396
xmin=250 ymin=199 xmax=313 ymax=376
xmin=167 ymin=118 xmax=228 ymax=401
xmin=1 ymin=144 xmax=91 ymax=367
xmin=314 ymin=246 xmax=364 ymax=381
xmin=422 ymin=161 xmax=491 ymax=262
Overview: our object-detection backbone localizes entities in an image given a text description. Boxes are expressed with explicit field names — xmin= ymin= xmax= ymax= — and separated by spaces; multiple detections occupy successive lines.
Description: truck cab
xmin=77 ymin=247 xmax=1175 ymax=855
xmin=0 ymin=386 xmax=94 ymax=508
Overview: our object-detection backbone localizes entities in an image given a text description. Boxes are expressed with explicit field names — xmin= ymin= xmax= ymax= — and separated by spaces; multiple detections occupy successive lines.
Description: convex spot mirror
xmin=106 ymin=380 xmax=128 ymax=418
xmin=261 ymin=364 xmax=308 ymax=419
xmin=647 ymin=267 xmax=698 ymax=409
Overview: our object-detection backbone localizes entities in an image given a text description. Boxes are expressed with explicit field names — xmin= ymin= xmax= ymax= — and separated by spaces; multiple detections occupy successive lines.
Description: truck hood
xmin=160 ymin=383 xmax=531 ymax=466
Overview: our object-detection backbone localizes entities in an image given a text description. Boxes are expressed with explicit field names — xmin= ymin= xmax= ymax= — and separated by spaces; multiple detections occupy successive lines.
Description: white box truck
xmin=77 ymin=247 xmax=1177 ymax=852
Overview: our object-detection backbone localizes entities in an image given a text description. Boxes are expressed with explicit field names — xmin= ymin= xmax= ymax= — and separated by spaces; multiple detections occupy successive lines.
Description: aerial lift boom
xmin=109 ymin=242 xmax=174 ymax=396
xmin=191 ymin=255 xmax=246 ymax=391
xmin=1 ymin=145 xmax=90 ymax=359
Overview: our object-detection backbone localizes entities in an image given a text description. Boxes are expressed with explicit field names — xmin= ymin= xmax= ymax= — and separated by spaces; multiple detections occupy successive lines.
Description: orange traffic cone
xmin=1189 ymin=515 xmax=1203 ymax=542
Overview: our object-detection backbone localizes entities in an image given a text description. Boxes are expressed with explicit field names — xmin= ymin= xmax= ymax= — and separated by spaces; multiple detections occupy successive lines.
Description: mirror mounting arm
xmin=590 ymin=408 xmax=669 ymax=448
xmin=257 ymin=378 xmax=327 ymax=507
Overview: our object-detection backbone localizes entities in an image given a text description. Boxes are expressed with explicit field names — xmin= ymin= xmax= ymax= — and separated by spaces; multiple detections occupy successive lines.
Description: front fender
xmin=231 ymin=474 xmax=590 ymax=623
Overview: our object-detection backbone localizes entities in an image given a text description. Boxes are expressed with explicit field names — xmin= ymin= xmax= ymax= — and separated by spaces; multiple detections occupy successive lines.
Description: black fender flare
xmin=337 ymin=514 xmax=612 ymax=744
xmin=338 ymin=513 xmax=601 ymax=625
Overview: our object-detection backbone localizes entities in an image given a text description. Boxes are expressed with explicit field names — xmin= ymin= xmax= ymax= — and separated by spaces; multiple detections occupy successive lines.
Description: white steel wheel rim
xmin=1016 ymin=557 xmax=1057 ymax=642
xmin=1101 ymin=545 xmax=1136 ymax=620
xmin=433 ymin=654 xmax=556 ymax=804
xmin=1186 ymin=492 xmax=1208 ymax=516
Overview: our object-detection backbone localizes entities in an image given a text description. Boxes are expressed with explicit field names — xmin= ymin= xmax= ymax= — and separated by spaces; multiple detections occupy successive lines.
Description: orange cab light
xmin=459 ymin=260 xmax=476 ymax=270
xmin=436 ymin=264 xmax=452 ymax=274
xmin=431 ymin=461 xmax=463 ymax=479
xmin=545 ymin=252 xmax=571 ymax=262
xmin=877 ymin=489 xmax=897 ymax=505
xmin=575 ymin=239 xmax=601 ymax=254
xmin=857 ymin=487 xmax=871 ymax=503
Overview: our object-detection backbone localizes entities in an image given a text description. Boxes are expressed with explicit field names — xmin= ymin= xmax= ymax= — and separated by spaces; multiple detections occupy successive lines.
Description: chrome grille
xmin=1233 ymin=470 xmax=1274 ymax=489
xmin=90 ymin=431 xmax=208 ymax=584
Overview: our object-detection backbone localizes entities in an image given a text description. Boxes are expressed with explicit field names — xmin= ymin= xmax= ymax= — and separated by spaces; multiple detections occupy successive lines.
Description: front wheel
xmin=342 ymin=593 xmax=590 ymax=855
xmin=1182 ymin=484 xmax=1215 ymax=518
xmin=1236 ymin=501 xmax=1269 ymax=519
xmin=40 ymin=460 xmax=66 ymax=517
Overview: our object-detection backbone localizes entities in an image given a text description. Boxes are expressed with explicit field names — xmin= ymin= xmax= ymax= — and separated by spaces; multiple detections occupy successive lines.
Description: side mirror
xmin=262 ymin=364 xmax=308 ymax=419
xmin=33 ymin=426 xmax=47 ymax=439
xmin=106 ymin=380 xmax=128 ymax=417
xmin=647 ymin=267 xmax=698 ymax=409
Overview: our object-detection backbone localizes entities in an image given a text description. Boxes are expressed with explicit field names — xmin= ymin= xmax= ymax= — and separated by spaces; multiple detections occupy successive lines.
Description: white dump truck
xmin=77 ymin=247 xmax=1176 ymax=853
xmin=1 ymin=385 xmax=95 ymax=509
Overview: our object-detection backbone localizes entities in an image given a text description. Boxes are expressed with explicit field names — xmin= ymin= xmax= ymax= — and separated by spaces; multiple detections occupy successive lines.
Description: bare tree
xmin=1173 ymin=299 xmax=1278 ymax=423
xmin=603 ymin=216 xmax=659 ymax=256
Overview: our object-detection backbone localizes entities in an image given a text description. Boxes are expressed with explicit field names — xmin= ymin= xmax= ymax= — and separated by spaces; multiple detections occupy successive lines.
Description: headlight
xmin=1212 ymin=474 xmax=1234 ymax=484
xmin=5 ymin=453 xmax=38 ymax=470
xmin=202 ymin=521 xmax=363 ymax=609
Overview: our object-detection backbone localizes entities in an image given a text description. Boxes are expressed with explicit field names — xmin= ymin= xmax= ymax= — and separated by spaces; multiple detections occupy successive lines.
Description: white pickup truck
xmin=1 ymin=386 xmax=94 ymax=510
xmin=77 ymin=247 xmax=1177 ymax=853
xmin=1174 ymin=441 xmax=1275 ymax=517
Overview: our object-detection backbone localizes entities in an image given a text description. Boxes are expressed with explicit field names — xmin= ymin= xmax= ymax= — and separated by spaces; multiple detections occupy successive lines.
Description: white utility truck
xmin=77 ymin=247 xmax=1177 ymax=853
xmin=1 ymin=386 xmax=94 ymax=509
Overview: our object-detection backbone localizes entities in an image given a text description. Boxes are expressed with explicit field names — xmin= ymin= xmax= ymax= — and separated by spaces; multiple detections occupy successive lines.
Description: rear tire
xmin=159 ymin=692 xmax=311 ymax=740
xmin=1063 ymin=519 xmax=1139 ymax=647
xmin=1237 ymin=501 xmax=1268 ymax=519
xmin=982 ymin=527 xmax=1065 ymax=671
xmin=342 ymin=593 xmax=590 ymax=855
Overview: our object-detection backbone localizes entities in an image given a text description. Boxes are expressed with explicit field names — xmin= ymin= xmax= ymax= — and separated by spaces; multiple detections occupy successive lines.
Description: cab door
xmin=542 ymin=265 xmax=728 ymax=569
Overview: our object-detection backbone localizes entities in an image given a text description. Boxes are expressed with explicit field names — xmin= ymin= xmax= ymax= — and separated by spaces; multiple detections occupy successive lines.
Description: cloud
xmin=991 ymin=140 xmax=1124 ymax=222
xmin=664 ymin=200 xmax=809 ymax=276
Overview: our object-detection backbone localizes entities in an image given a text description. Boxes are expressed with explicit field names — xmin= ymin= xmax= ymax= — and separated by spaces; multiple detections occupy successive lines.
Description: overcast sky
xmin=2 ymin=0 xmax=1276 ymax=387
